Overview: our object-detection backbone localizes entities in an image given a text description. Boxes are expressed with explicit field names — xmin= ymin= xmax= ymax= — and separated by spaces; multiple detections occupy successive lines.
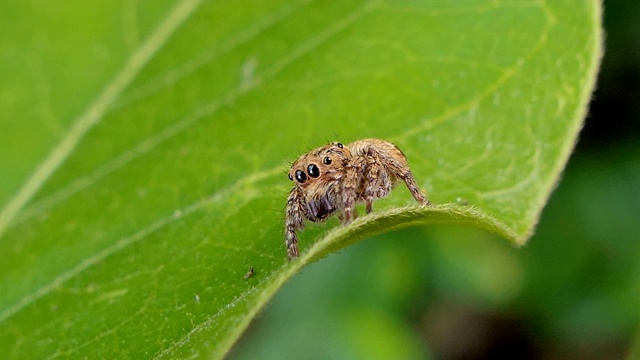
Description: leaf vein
xmin=12 ymin=0 xmax=380 ymax=230
xmin=0 ymin=167 xmax=281 ymax=325
xmin=0 ymin=0 xmax=204 ymax=239
xmin=113 ymin=0 xmax=316 ymax=109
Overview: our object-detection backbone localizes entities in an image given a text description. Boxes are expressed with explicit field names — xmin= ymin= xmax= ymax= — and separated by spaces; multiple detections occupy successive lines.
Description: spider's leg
xmin=285 ymin=187 xmax=306 ymax=259
xmin=401 ymin=170 xmax=429 ymax=206
xmin=341 ymin=163 xmax=360 ymax=224
xmin=369 ymin=147 xmax=430 ymax=206
xmin=363 ymin=157 xmax=383 ymax=214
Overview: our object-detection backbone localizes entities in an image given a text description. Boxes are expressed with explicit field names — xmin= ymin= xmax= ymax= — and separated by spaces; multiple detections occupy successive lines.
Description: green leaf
xmin=0 ymin=0 xmax=601 ymax=358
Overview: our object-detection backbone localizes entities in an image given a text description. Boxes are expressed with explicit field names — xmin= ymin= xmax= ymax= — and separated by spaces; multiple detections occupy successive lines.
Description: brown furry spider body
xmin=285 ymin=139 xmax=429 ymax=259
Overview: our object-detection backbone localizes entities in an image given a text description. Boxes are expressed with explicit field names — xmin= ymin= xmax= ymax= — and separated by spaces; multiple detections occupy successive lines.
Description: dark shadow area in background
xmin=579 ymin=0 xmax=640 ymax=153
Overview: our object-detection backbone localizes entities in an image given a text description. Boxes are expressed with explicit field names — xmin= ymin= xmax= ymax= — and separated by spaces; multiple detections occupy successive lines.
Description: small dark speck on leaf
xmin=244 ymin=266 xmax=255 ymax=279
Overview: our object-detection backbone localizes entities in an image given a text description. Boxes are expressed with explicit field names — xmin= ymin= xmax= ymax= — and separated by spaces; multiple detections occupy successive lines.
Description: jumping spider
xmin=285 ymin=139 xmax=430 ymax=259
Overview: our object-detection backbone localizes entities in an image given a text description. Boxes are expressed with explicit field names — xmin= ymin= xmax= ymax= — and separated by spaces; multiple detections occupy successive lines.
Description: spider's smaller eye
xmin=288 ymin=173 xmax=293 ymax=181
xmin=323 ymin=157 xmax=332 ymax=165
xmin=336 ymin=143 xmax=343 ymax=149
xmin=295 ymin=170 xmax=307 ymax=183
xmin=307 ymin=164 xmax=320 ymax=178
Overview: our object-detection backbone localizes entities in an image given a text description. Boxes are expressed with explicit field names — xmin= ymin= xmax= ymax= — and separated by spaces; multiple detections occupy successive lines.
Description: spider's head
xmin=288 ymin=142 xmax=350 ymax=187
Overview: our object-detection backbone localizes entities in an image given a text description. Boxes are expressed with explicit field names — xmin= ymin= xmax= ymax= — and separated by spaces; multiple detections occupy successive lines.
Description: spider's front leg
xmin=285 ymin=186 xmax=306 ymax=259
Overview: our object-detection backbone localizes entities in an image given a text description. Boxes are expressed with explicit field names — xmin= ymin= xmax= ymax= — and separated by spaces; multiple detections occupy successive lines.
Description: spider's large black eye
xmin=307 ymin=164 xmax=320 ymax=178
xmin=295 ymin=170 xmax=307 ymax=183
xmin=323 ymin=156 xmax=332 ymax=165
xmin=336 ymin=143 xmax=343 ymax=148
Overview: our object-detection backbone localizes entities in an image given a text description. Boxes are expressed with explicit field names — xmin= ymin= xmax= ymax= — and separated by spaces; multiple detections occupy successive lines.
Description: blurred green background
xmin=229 ymin=2 xmax=640 ymax=359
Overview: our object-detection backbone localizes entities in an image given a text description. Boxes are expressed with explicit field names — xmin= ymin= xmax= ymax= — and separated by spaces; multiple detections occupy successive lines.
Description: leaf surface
xmin=0 ymin=0 xmax=601 ymax=358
